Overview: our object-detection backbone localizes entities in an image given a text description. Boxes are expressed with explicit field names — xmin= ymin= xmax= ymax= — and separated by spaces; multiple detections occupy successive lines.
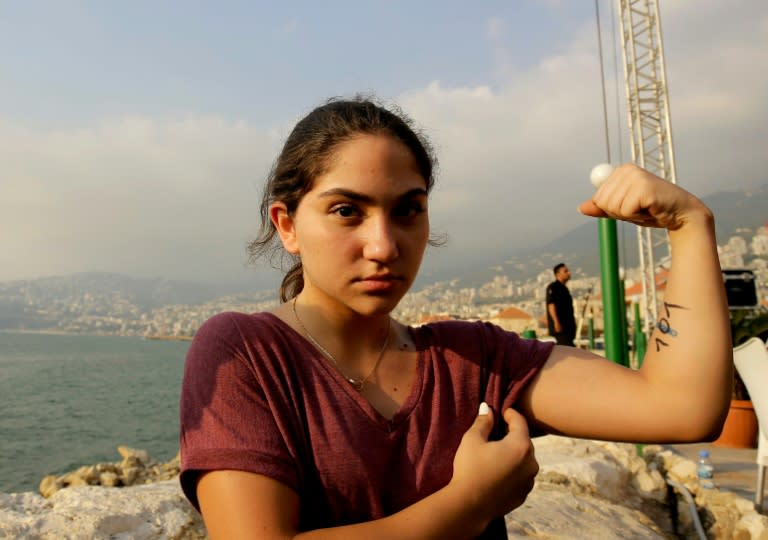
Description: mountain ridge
xmin=436 ymin=183 xmax=768 ymax=288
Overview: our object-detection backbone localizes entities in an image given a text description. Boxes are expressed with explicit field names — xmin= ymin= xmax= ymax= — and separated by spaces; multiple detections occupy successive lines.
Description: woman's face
xmin=272 ymin=133 xmax=430 ymax=316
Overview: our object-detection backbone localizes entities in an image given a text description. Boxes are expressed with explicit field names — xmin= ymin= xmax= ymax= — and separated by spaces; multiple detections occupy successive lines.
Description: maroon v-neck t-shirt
xmin=180 ymin=312 xmax=553 ymax=538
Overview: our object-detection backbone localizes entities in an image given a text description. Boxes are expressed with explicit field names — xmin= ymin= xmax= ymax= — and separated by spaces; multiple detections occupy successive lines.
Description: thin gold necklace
xmin=292 ymin=297 xmax=391 ymax=391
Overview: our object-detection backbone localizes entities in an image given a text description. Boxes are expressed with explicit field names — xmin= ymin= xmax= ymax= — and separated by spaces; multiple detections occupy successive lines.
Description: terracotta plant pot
xmin=713 ymin=399 xmax=758 ymax=448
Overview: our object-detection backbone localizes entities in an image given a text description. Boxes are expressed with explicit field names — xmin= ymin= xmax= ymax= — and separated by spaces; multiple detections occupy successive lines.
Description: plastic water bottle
xmin=696 ymin=449 xmax=715 ymax=489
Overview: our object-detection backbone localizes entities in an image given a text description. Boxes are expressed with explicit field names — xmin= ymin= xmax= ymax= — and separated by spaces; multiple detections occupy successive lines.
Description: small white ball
xmin=590 ymin=163 xmax=614 ymax=188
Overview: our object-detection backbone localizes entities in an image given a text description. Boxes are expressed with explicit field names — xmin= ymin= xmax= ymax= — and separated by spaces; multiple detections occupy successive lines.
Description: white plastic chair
xmin=733 ymin=337 xmax=768 ymax=512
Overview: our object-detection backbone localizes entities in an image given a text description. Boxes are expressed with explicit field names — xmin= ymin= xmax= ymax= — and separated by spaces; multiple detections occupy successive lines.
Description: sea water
xmin=0 ymin=332 xmax=190 ymax=493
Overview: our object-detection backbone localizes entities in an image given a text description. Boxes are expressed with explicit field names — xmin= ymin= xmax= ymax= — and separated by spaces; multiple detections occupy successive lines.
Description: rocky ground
xmin=0 ymin=437 xmax=766 ymax=539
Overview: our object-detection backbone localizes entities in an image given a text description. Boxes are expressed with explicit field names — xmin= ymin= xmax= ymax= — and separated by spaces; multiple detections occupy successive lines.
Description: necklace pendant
xmin=348 ymin=378 xmax=364 ymax=391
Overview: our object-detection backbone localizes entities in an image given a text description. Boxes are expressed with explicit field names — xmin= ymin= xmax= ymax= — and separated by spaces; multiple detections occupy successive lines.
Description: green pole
xmin=633 ymin=302 xmax=647 ymax=368
xmin=598 ymin=217 xmax=624 ymax=365
xmin=618 ymin=278 xmax=629 ymax=367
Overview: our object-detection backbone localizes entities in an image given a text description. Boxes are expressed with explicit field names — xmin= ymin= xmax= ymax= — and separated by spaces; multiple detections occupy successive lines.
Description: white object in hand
xmin=590 ymin=163 xmax=614 ymax=188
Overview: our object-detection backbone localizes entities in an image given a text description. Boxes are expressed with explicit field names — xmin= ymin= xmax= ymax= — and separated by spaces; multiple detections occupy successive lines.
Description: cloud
xmin=398 ymin=41 xmax=611 ymax=257
xmin=0 ymin=115 xmax=282 ymax=284
xmin=651 ymin=0 xmax=768 ymax=190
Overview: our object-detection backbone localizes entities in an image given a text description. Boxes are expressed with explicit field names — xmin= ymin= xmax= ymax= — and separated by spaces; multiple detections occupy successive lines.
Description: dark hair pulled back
xmin=247 ymin=95 xmax=438 ymax=302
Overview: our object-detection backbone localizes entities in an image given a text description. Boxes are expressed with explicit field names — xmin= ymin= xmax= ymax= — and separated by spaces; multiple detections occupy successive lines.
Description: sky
xmin=2 ymin=0 xmax=767 ymax=291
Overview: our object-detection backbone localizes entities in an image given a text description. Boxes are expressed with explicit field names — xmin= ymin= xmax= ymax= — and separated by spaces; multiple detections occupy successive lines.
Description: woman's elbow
xmin=672 ymin=398 xmax=731 ymax=443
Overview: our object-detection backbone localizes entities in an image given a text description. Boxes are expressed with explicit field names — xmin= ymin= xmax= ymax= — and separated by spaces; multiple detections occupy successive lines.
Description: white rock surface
xmin=0 ymin=480 xmax=205 ymax=540
xmin=507 ymin=485 xmax=668 ymax=539
xmin=2 ymin=437 xmax=766 ymax=539
xmin=505 ymin=436 xmax=671 ymax=539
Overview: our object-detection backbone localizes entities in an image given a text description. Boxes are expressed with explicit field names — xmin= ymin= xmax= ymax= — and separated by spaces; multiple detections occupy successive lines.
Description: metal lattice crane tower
xmin=616 ymin=0 xmax=677 ymax=335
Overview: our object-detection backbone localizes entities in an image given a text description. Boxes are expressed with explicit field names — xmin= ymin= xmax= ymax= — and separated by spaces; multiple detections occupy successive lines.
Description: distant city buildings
xmin=2 ymin=228 xmax=767 ymax=339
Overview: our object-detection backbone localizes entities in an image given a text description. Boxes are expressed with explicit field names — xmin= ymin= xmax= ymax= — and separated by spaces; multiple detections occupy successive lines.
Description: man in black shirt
xmin=546 ymin=263 xmax=576 ymax=346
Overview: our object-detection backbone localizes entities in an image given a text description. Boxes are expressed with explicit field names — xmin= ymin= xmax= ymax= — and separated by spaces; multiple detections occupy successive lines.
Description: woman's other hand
xmin=449 ymin=404 xmax=538 ymax=522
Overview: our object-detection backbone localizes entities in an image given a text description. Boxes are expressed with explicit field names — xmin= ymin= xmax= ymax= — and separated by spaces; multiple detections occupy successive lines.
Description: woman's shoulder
xmin=413 ymin=318 xmax=553 ymax=356
xmin=192 ymin=311 xmax=294 ymax=345
xmin=415 ymin=318 xmax=508 ymax=336
xmin=413 ymin=319 xmax=554 ymax=383
xmin=185 ymin=311 xmax=303 ymax=378
xmin=412 ymin=319 xmax=514 ymax=350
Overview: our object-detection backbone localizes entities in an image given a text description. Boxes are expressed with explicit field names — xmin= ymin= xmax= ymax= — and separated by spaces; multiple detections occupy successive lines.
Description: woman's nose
xmin=362 ymin=217 xmax=399 ymax=262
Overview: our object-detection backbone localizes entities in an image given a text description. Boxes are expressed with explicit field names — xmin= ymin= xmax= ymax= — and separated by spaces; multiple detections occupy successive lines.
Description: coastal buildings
xmin=2 ymin=229 xmax=767 ymax=339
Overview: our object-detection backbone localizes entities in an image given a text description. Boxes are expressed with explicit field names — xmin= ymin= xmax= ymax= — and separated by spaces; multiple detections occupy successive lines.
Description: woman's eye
xmin=331 ymin=204 xmax=360 ymax=218
xmin=394 ymin=201 xmax=424 ymax=218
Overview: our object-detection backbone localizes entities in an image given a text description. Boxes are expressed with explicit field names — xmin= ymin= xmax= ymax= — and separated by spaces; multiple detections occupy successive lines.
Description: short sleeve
xmin=475 ymin=321 xmax=555 ymax=437
xmin=421 ymin=320 xmax=554 ymax=429
xmin=494 ymin=324 xmax=554 ymax=404
xmin=179 ymin=312 xmax=300 ymax=510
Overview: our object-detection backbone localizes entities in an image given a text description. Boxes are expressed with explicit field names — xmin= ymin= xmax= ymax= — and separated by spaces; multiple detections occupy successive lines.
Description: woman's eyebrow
xmin=317 ymin=188 xmax=373 ymax=203
xmin=317 ymin=187 xmax=428 ymax=202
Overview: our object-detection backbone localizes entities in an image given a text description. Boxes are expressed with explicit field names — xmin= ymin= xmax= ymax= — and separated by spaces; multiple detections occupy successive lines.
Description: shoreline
xmin=143 ymin=335 xmax=194 ymax=341
xmin=0 ymin=329 xmax=193 ymax=341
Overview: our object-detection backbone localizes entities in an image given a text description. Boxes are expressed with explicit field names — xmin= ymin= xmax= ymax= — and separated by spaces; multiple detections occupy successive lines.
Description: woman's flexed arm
xmin=521 ymin=164 xmax=732 ymax=443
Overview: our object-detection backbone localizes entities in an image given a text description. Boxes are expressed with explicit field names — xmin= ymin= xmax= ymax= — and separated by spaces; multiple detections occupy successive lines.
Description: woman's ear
xmin=270 ymin=202 xmax=300 ymax=255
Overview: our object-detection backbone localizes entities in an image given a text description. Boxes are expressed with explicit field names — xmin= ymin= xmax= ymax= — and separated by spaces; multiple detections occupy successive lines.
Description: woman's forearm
xmin=294 ymin=483 xmax=488 ymax=540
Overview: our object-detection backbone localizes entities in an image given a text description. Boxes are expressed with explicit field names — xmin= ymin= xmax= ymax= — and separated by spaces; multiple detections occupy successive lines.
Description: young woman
xmin=179 ymin=97 xmax=731 ymax=539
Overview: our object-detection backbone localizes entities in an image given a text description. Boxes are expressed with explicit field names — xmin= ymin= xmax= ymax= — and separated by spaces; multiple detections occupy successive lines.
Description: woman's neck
xmin=275 ymin=291 xmax=416 ymax=415
xmin=296 ymin=287 xmax=391 ymax=332
xmin=288 ymin=291 xmax=394 ymax=368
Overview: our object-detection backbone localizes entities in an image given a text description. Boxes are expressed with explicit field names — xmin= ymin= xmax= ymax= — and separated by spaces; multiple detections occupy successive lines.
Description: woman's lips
xmin=356 ymin=275 xmax=402 ymax=293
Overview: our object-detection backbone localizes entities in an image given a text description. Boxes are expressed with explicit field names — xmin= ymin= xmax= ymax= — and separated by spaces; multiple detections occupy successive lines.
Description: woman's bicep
xmin=519 ymin=345 xmax=673 ymax=442
xmin=197 ymin=470 xmax=300 ymax=540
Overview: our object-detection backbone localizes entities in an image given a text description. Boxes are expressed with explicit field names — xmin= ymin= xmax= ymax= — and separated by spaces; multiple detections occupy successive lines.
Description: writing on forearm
xmin=653 ymin=301 xmax=688 ymax=352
